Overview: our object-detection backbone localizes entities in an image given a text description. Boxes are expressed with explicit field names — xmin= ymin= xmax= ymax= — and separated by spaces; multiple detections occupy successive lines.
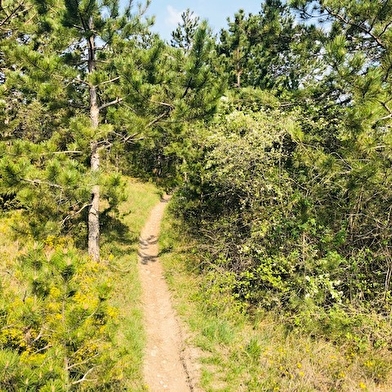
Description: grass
xmin=0 ymin=211 xmax=22 ymax=267
xmin=159 ymin=206 xmax=392 ymax=392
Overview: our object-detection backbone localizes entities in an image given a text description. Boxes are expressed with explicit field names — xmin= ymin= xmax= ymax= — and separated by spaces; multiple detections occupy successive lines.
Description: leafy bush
xmin=175 ymin=93 xmax=392 ymax=316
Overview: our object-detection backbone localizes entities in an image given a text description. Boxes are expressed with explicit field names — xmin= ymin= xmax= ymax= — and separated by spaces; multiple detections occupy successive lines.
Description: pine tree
xmin=121 ymin=19 xmax=227 ymax=189
xmin=288 ymin=0 xmax=392 ymax=299
xmin=1 ymin=1 xmax=226 ymax=260
xmin=0 ymin=244 xmax=119 ymax=389
xmin=50 ymin=0 xmax=161 ymax=260
xmin=1 ymin=1 xmax=159 ymax=260
xmin=170 ymin=8 xmax=200 ymax=52
xmin=218 ymin=0 xmax=323 ymax=92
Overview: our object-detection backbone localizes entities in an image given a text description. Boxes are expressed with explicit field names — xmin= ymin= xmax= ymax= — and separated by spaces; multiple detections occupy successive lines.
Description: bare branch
xmin=71 ymin=367 xmax=98 ymax=385
xmin=34 ymin=344 xmax=52 ymax=354
xmin=377 ymin=114 xmax=392 ymax=121
xmin=112 ymin=131 xmax=141 ymax=143
xmin=42 ymin=150 xmax=82 ymax=156
xmin=22 ymin=178 xmax=63 ymax=189
xmin=98 ymin=97 xmax=123 ymax=110
xmin=379 ymin=100 xmax=392 ymax=114
xmin=150 ymin=100 xmax=175 ymax=109
xmin=61 ymin=203 xmax=91 ymax=227
xmin=97 ymin=76 xmax=120 ymax=86
xmin=67 ymin=353 xmax=99 ymax=371
xmin=146 ymin=111 xmax=169 ymax=128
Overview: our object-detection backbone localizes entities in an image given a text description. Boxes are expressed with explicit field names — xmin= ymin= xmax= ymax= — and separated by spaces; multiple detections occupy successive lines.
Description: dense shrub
xmin=0 ymin=244 xmax=122 ymax=390
xmin=175 ymin=94 xmax=392 ymax=316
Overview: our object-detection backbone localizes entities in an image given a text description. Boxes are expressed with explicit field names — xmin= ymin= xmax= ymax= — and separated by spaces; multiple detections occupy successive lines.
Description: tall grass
xmin=159 ymin=208 xmax=392 ymax=392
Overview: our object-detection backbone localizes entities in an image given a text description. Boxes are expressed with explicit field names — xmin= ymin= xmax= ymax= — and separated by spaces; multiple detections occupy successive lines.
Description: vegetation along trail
xmin=138 ymin=195 xmax=198 ymax=391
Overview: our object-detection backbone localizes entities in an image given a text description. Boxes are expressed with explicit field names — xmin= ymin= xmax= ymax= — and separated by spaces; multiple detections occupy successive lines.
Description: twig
xmin=61 ymin=203 xmax=91 ymax=226
xmin=146 ymin=111 xmax=169 ymax=128
xmin=98 ymin=97 xmax=123 ymax=110
xmin=67 ymin=354 xmax=99 ymax=371
xmin=22 ymin=178 xmax=63 ymax=189
xmin=34 ymin=344 xmax=52 ymax=354
xmin=71 ymin=367 xmax=97 ymax=385
xmin=97 ymin=76 xmax=120 ymax=86
xmin=325 ymin=6 xmax=386 ymax=49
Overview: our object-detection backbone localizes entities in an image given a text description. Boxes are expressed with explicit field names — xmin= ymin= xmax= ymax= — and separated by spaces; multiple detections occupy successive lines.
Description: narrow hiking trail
xmin=138 ymin=195 xmax=199 ymax=392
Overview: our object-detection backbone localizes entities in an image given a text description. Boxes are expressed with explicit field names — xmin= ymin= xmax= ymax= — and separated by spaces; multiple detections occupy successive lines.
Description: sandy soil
xmin=137 ymin=195 xmax=200 ymax=392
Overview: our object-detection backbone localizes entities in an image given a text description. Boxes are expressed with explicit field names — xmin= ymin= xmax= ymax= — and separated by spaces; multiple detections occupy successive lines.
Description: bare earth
xmin=138 ymin=195 xmax=200 ymax=392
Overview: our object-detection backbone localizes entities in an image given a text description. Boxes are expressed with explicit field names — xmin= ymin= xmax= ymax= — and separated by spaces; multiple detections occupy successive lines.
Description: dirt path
xmin=138 ymin=195 xmax=199 ymax=392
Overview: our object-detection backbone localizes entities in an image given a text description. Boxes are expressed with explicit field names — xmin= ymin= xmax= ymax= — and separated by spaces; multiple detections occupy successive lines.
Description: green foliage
xmin=121 ymin=20 xmax=226 ymax=190
xmin=2 ymin=0 xmax=392 ymax=389
xmin=160 ymin=210 xmax=392 ymax=391
xmin=0 ymin=137 xmax=92 ymax=239
xmin=0 ymin=243 xmax=122 ymax=390
xmin=174 ymin=79 xmax=392 ymax=318
xmin=170 ymin=8 xmax=200 ymax=51
xmin=1 ymin=1 xmax=162 ymax=251
xmin=218 ymin=0 xmax=324 ymax=91
xmin=0 ymin=179 xmax=160 ymax=390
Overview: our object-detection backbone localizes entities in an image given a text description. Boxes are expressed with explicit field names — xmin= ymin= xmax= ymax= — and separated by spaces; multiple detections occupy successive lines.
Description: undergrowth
xmin=159 ymin=208 xmax=392 ymax=392
xmin=0 ymin=178 xmax=160 ymax=391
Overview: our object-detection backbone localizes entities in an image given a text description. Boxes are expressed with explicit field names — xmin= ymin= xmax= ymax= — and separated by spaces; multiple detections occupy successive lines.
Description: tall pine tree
xmin=1 ymin=1 xmax=226 ymax=260
xmin=218 ymin=0 xmax=323 ymax=92
xmin=1 ymin=1 xmax=156 ymax=259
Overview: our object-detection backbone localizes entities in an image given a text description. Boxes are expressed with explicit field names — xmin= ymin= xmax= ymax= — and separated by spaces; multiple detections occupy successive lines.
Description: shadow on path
xmin=137 ymin=195 xmax=199 ymax=392
xmin=138 ymin=235 xmax=159 ymax=264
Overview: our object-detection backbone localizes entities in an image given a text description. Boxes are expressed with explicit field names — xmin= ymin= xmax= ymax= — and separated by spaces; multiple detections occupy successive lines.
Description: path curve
xmin=138 ymin=195 xmax=198 ymax=392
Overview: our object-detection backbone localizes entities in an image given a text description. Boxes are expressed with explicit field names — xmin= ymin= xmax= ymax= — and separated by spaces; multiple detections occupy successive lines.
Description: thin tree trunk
xmin=87 ymin=18 xmax=100 ymax=261
xmin=88 ymin=139 xmax=100 ymax=261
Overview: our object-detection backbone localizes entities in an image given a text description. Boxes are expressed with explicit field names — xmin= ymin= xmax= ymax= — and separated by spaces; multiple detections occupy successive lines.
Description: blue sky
xmin=140 ymin=1 xmax=263 ymax=41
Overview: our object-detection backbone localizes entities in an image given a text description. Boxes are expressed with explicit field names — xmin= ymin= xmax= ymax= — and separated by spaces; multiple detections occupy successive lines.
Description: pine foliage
xmin=0 ymin=244 xmax=120 ymax=390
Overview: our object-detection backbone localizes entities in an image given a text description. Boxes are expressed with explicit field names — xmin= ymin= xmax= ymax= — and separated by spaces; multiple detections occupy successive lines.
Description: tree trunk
xmin=87 ymin=21 xmax=100 ymax=261
xmin=88 ymin=139 xmax=100 ymax=261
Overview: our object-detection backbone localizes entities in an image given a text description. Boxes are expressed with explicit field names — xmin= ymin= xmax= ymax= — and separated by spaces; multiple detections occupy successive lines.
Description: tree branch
xmin=22 ymin=178 xmax=63 ymax=189
xmin=61 ymin=203 xmax=91 ymax=227
xmin=379 ymin=100 xmax=392 ymax=115
xmin=113 ymin=131 xmax=141 ymax=143
xmin=67 ymin=353 xmax=99 ymax=371
xmin=182 ymin=76 xmax=193 ymax=98
xmin=97 ymin=76 xmax=120 ymax=86
xmin=43 ymin=150 xmax=82 ymax=156
xmin=98 ymin=97 xmax=123 ymax=110
xmin=0 ymin=1 xmax=25 ymax=29
xmin=146 ymin=111 xmax=170 ymax=128
xmin=150 ymin=100 xmax=175 ymax=110
xmin=325 ymin=6 xmax=386 ymax=49
xmin=34 ymin=344 xmax=52 ymax=354
xmin=71 ymin=367 xmax=97 ymax=385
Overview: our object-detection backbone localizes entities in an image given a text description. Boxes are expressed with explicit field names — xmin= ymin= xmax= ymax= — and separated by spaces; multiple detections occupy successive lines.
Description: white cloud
xmin=165 ymin=5 xmax=183 ymax=26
